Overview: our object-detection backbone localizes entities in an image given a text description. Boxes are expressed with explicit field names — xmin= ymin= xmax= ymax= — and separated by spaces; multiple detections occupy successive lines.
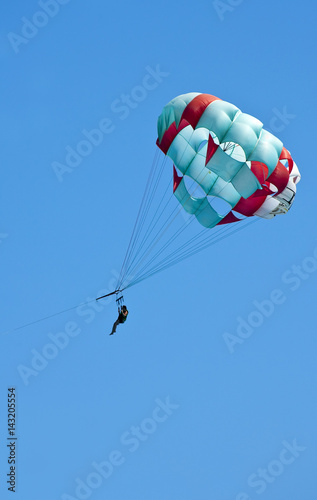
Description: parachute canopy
xmin=156 ymin=92 xmax=300 ymax=228
xmin=115 ymin=92 xmax=300 ymax=292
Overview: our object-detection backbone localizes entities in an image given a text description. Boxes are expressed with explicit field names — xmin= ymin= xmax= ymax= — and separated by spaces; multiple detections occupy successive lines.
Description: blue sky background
xmin=1 ymin=1 xmax=316 ymax=499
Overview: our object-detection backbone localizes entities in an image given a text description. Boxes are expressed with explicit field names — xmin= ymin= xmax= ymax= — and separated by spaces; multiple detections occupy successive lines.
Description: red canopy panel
xmin=181 ymin=94 xmax=220 ymax=130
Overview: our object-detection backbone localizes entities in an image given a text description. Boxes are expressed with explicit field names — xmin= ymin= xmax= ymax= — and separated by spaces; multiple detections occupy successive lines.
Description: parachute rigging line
xmin=119 ymin=144 xmax=272 ymax=289
xmin=124 ymin=218 xmax=260 ymax=290
xmin=118 ymin=155 xmax=279 ymax=291
xmin=125 ymin=159 xmax=273 ymax=287
xmin=117 ymin=155 xmax=253 ymax=291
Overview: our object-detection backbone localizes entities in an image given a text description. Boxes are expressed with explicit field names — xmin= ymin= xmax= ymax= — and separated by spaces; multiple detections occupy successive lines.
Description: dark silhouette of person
xmin=110 ymin=305 xmax=129 ymax=335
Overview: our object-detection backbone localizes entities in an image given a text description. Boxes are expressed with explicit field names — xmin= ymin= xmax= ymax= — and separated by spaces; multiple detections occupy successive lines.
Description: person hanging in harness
xmin=110 ymin=299 xmax=129 ymax=335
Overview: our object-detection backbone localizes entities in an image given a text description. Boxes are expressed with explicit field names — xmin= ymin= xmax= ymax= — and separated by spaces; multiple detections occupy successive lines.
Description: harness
xmin=116 ymin=293 xmax=124 ymax=309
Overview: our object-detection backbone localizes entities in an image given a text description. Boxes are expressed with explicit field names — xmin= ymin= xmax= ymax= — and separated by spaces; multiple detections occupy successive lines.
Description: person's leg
xmin=110 ymin=318 xmax=120 ymax=335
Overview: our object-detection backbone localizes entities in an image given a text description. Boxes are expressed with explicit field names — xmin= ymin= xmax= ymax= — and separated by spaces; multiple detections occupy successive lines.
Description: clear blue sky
xmin=1 ymin=1 xmax=316 ymax=499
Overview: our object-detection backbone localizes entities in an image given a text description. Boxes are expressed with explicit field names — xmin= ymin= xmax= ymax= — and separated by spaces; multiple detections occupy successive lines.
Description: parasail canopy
xmin=156 ymin=92 xmax=300 ymax=229
xmin=114 ymin=92 xmax=300 ymax=293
